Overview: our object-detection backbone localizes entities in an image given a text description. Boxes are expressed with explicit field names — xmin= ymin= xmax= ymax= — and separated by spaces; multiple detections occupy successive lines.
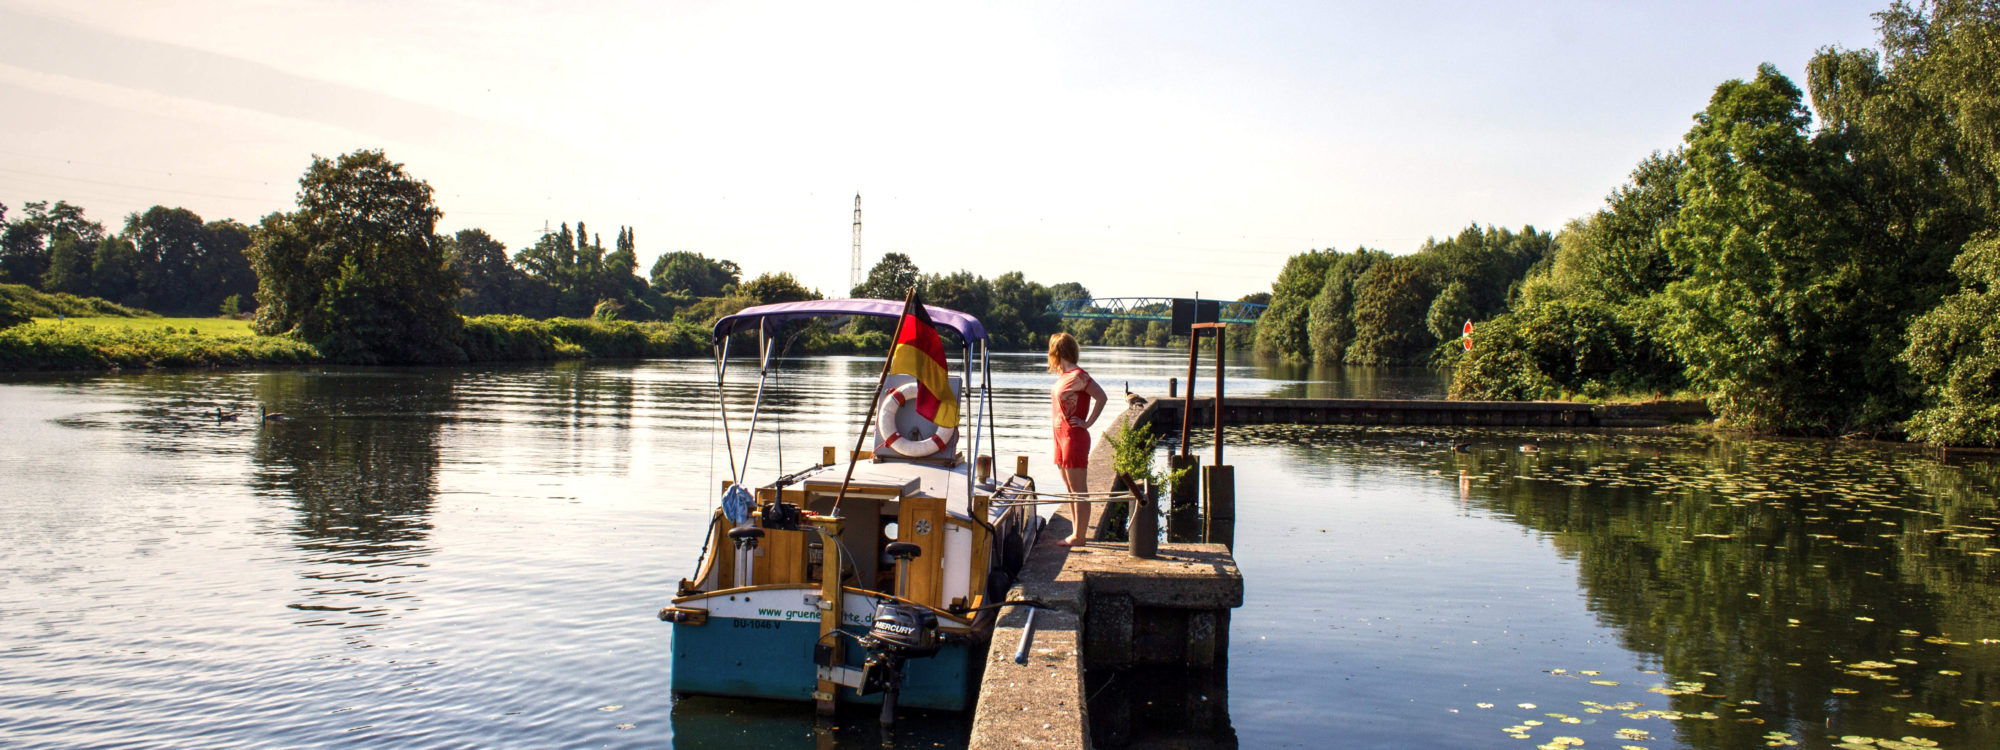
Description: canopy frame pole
xmin=832 ymin=288 xmax=916 ymax=513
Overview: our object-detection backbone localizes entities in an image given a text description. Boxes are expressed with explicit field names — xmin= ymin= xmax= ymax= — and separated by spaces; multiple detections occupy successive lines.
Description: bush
xmin=1449 ymin=295 xmax=1681 ymax=401
xmin=0 ymin=283 xmax=154 ymax=319
xmin=0 ymin=295 xmax=27 ymax=330
xmin=1902 ymin=233 xmax=2000 ymax=446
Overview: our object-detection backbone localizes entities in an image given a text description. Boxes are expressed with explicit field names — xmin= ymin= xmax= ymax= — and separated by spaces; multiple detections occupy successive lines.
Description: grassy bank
xmin=0 ymin=314 xmax=743 ymax=372
xmin=459 ymin=315 xmax=709 ymax=360
xmin=0 ymin=319 xmax=319 ymax=371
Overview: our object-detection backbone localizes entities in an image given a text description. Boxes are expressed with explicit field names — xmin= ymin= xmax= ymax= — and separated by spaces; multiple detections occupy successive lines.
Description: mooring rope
xmin=991 ymin=496 xmax=1139 ymax=508
xmin=999 ymin=489 xmax=1130 ymax=499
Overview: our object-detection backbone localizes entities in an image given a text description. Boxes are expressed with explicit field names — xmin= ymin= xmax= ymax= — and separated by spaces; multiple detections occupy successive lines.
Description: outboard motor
xmin=857 ymin=542 xmax=941 ymax=728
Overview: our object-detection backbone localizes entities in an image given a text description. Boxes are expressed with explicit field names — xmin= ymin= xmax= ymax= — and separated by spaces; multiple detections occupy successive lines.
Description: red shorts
xmin=1053 ymin=425 xmax=1090 ymax=469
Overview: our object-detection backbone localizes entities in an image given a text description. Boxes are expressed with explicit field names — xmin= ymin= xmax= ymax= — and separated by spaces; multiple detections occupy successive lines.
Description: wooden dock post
xmin=1123 ymin=476 xmax=1157 ymax=559
xmin=1203 ymin=465 xmax=1235 ymax=550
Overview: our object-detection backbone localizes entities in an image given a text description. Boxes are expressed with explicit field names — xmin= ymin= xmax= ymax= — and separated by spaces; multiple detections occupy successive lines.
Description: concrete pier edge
xmin=970 ymin=400 xmax=1240 ymax=749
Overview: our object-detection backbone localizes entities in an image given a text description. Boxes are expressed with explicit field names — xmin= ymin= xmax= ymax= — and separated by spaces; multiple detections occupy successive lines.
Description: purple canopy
xmin=710 ymin=299 xmax=988 ymax=344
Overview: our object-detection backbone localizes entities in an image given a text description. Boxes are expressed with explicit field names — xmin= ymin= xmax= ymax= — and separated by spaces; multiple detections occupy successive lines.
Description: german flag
xmin=887 ymin=293 xmax=958 ymax=429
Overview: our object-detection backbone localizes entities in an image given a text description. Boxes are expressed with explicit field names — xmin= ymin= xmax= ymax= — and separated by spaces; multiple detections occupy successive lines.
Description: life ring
xmin=875 ymin=381 xmax=954 ymax=458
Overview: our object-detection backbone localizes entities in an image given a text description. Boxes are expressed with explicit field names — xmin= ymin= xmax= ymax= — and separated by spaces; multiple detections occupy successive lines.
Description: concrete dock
xmin=970 ymin=405 xmax=1242 ymax=750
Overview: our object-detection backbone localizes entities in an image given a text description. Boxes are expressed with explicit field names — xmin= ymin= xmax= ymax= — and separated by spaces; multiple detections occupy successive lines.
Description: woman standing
xmin=1048 ymin=332 xmax=1108 ymax=546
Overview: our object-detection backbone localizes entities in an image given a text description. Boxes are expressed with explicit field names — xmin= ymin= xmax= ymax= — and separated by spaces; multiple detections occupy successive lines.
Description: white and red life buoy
xmin=875 ymin=381 xmax=955 ymax=458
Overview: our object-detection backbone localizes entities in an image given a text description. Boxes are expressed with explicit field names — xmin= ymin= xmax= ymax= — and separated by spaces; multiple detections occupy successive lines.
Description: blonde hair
xmin=1047 ymin=332 xmax=1080 ymax=373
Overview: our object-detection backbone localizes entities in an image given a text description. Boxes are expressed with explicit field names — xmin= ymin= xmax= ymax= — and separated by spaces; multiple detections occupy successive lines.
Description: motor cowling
xmin=861 ymin=601 xmax=940 ymax=659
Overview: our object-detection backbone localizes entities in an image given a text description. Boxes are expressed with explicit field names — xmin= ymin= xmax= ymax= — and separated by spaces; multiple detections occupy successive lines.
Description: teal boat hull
xmin=670 ymin=617 xmax=977 ymax=712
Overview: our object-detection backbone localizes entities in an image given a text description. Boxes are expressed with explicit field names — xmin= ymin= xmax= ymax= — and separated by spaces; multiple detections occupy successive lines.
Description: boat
xmin=659 ymin=298 xmax=1043 ymax=722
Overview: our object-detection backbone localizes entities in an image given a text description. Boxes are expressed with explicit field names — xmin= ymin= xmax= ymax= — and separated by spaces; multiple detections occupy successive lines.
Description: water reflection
xmin=246 ymin=371 xmax=454 ymax=629
xmin=1218 ymin=426 xmax=1999 ymax=749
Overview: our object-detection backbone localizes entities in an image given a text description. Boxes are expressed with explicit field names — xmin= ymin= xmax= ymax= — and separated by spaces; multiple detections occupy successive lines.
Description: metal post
xmin=1180 ymin=329 xmax=1199 ymax=459
xmin=1204 ymin=465 xmax=1235 ymax=549
xmin=1125 ymin=476 xmax=1157 ymax=559
xmin=1214 ymin=326 xmax=1225 ymax=467
xmin=1169 ymin=454 xmax=1201 ymax=542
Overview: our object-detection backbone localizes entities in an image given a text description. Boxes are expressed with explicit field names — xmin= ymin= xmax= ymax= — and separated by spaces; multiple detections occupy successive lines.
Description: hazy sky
xmin=1 ymin=0 xmax=1888 ymax=300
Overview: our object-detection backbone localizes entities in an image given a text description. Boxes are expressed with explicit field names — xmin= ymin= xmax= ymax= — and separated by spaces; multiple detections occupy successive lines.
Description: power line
xmin=0 ymin=166 xmax=278 ymax=204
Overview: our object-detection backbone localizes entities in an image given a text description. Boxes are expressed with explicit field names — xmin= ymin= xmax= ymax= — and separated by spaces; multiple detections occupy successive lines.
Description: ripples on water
xmin=1212 ymin=426 xmax=2000 ymax=750
xmin=5 ymin=352 xmax=1995 ymax=749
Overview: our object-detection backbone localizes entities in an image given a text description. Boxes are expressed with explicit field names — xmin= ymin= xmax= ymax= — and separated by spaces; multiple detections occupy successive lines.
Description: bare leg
xmin=1060 ymin=466 xmax=1090 ymax=545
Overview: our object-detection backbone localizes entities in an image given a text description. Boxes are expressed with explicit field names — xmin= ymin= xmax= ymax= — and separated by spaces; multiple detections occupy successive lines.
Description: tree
xmin=1 ymin=200 xmax=103 ymax=287
xmin=924 ymin=271 xmax=991 ymax=322
xmin=40 ymin=235 xmax=95 ymax=295
xmin=1538 ymin=153 xmax=1687 ymax=303
xmin=90 ymin=237 xmax=139 ymax=305
xmin=126 ymin=206 xmax=207 ymax=312
xmin=741 ymin=271 xmax=817 ymax=304
xmin=989 ymin=271 xmax=1060 ymax=349
xmin=1659 ymin=65 xmax=1883 ymax=431
xmin=1306 ymin=248 xmax=1387 ymax=362
xmin=199 ymin=219 xmax=258 ymax=315
xmin=1902 ymin=232 xmax=2000 ymax=445
xmin=248 ymin=150 xmax=463 ymax=364
xmin=1346 ymin=255 xmax=1441 ymax=365
xmin=853 ymin=252 xmax=922 ymax=299
xmin=447 ymin=229 xmax=524 ymax=315
xmin=1255 ymin=250 xmax=1339 ymax=359
xmin=1876 ymin=0 xmax=2000 ymax=215
xmin=1425 ymin=281 xmax=1476 ymax=344
xmin=649 ymin=251 xmax=741 ymax=298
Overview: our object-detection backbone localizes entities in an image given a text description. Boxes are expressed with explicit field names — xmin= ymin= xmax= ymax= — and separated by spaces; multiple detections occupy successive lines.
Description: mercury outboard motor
xmin=857 ymin=542 xmax=941 ymax=728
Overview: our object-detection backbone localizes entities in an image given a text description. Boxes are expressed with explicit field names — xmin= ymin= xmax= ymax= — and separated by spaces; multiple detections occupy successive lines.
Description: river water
xmin=1 ymin=350 xmax=1995 ymax=749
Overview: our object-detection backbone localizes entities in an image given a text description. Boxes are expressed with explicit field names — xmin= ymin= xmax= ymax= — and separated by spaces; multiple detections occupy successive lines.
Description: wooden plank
xmin=899 ymin=494 xmax=947 ymax=606
xmin=753 ymin=528 xmax=807 ymax=585
xmin=967 ymin=496 xmax=990 ymax=608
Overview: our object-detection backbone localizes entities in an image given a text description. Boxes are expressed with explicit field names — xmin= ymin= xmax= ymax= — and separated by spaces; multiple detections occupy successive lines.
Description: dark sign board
xmin=1171 ymin=298 xmax=1221 ymax=335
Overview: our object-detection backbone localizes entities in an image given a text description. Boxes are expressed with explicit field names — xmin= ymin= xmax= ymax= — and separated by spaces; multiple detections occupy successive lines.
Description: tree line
xmin=0 ymin=150 xmax=1109 ymax=361
xmin=1 ymin=201 xmax=258 ymax=317
xmin=1442 ymin=0 xmax=2000 ymax=445
xmin=1253 ymin=225 xmax=1554 ymax=365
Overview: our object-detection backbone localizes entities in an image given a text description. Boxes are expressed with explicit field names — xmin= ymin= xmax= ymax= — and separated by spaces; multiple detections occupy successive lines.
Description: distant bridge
xmin=1046 ymin=297 xmax=1268 ymax=325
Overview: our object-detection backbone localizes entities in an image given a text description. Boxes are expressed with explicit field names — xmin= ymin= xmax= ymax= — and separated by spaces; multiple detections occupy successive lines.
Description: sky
xmin=0 ymin=0 xmax=1891 ymax=301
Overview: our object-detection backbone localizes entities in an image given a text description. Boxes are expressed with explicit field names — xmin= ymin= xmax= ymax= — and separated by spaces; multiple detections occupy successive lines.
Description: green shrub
xmin=1449 ymin=295 xmax=1682 ymax=401
xmin=1902 ymin=233 xmax=2000 ymax=446
xmin=0 ymin=296 xmax=28 ymax=330
xmin=0 ymin=283 xmax=154 ymax=319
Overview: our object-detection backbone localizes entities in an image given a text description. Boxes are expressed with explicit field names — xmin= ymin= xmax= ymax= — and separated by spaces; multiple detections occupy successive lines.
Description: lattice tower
xmin=851 ymin=194 xmax=863 ymax=293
